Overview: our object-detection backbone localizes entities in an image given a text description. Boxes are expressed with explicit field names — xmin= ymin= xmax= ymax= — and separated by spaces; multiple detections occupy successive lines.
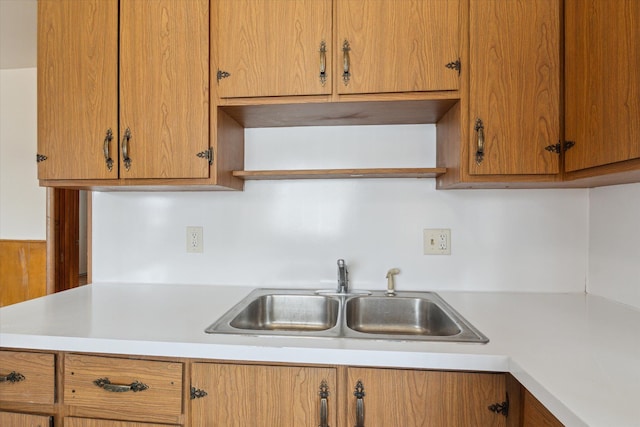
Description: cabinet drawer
xmin=64 ymin=354 xmax=183 ymax=424
xmin=65 ymin=416 xmax=179 ymax=427
xmin=0 ymin=411 xmax=52 ymax=426
xmin=0 ymin=350 xmax=55 ymax=405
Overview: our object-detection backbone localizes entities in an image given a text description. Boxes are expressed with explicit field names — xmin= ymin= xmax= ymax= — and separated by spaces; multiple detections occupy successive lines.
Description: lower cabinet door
xmin=522 ymin=389 xmax=564 ymax=427
xmin=346 ymin=368 xmax=507 ymax=427
xmin=0 ymin=411 xmax=51 ymax=427
xmin=191 ymin=363 xmax=337 ymax=427
xmin=65 ymin=417 xmax=178 ymax=427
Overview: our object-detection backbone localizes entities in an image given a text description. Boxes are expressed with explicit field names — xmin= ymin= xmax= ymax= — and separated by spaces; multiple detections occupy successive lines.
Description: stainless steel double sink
xmin=205 ymin=288 xmax=488 ymax=343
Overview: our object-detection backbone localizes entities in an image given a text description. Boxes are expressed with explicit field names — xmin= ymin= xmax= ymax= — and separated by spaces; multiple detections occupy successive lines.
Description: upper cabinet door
xmin=468 ymin=0 xmax=560 ymax=175
xmin=119 ymin=0 xmax=210 ymax=179
xmin=38 ymin=0 xmax=118 ymax=180
xmin=336 ymin=0 xmax=460 ymax=95
xmin=217 ymin=0 xmax=332 ymax=98
xmin=564 ymin=0 xmax=640 ymax=172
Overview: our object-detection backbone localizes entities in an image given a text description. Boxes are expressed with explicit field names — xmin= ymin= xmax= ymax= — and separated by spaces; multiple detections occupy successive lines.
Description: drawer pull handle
xmin=342 ymin=40 xmax=351 ymax=85
xmin=103 ymin=128 xmax=114 ymax=171
xmin=353 ymin=380 xmax=365 ymax=427
xmin=319 ymin=41 xmax=327 ymax=86
xmin=94 ymin=377 xmax=149 ymax=393
xmin=474 ymin=118 xmax=485 ymax=164
xmin=121 ymin=127 xmax=132 ymax=171
xmin=318 ymin=380 xmax=330 ymax=427
xmin=0 ymin=371 xmax=26 ymax=383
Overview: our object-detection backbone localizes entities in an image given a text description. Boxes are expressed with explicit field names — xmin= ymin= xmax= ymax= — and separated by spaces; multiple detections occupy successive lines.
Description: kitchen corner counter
xmin=1 ymin=283 xmax=639 ymax=427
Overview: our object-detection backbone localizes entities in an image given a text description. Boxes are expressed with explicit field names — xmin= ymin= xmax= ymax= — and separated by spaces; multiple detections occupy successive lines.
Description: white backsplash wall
xmin=92 ymin=125 xmax=589 ymax=293
xmin=589 ymin=182 xmax=640 ymax=310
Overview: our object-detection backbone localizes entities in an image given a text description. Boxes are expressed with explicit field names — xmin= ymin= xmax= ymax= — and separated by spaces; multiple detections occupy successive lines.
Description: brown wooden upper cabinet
xmin=216 ymin=0 xmax=332 ymax=98
xmin=468 ymin=0 xmax=561 ymax=176
xmin=336 ymin=0 xmax=460 ymax=95
xmin=216 ymin=0 xmax=460 ymax=99
xmin=564 ymin=0 xmax=640 ymax=174
xmin=38 ymin=0 xmax=118 ymax=181
xmin=38 ymin=0 xmax=211 ymax=181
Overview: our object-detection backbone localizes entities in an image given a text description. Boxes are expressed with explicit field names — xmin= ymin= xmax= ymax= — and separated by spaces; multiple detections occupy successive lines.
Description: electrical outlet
xmin=186 ymin=226 xmax=203 ymax=253
xmin=423 ymin=229 xmax=451 ymax=255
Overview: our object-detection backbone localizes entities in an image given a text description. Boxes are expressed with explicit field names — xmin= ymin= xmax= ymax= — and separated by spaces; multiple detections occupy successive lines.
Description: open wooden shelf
xmin=232 ymin=168 xmax=446 ymax=180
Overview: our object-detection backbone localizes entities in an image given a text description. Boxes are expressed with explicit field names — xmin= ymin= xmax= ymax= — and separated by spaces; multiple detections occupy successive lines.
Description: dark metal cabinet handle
xmin=319 ymin=41 xmax=327 ymax=86
xmin=0 ymin=371 xmax=26 ymax=383
xmin=474 ymin=118 xmax=485 ymax=164
xmin=93 ymin=377 xmax=149 ymax=393
xmin=354 ymin=380 xmax=365 ymax=427
xmin=103 ymin=128 xmax=114 ymax=171
xmin=342 ymin=40 xmax=351 ymax=85
xmin=121 ymin=127 xmax=132 ymax=171
xmin=318 ymin=380 xmax=330 ymax=427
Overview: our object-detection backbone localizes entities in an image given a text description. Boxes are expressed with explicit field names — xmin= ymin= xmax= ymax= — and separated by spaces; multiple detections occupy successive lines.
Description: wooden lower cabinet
xmin=1 ymin=349 xmax=565 ymax=426
xmin=346 ymin=367 xmax=507 ymax=427
xmin=0 ymin=411 xmax=52 ymax=426
xmin=0 ymin=351 xmax=55 ymax=406
xmin=190 ymin=363 xmax=337 ymax=427
xmin=63 ymin=354 xmax=183 ymax=425
xmin=65 ymin=417 xmax=178 ymax=427
xmin=190 ymin=363 xmax=508 ymax=427
xmin=522 ymin=389 xmax=563 ymax=427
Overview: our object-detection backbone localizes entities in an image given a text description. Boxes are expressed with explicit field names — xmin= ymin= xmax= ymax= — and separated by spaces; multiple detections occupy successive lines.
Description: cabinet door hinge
xmin=545 ymin=141 xmax=575 ymax=154
xmin=36 ymin=154 xmax=48 ymax=163
xmin=446 ymin=59 xmax=461 ymax=75
xmin=217 ymin=70 xmax=231 ymax=81
xmin=196 ymin=147 xmax=213 ymax=165
xmin=488 ymin=392 xmax=509 ymax=417
xmin=190 ymin=386 xmax=208 ymax=400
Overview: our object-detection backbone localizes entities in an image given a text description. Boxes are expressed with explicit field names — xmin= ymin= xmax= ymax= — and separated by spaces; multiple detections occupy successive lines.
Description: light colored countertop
xmin=1 ymin=283 xmax=639 ymax=427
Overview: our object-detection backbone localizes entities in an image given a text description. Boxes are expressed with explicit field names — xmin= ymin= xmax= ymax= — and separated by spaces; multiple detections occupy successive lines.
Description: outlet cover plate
xmin=186 ymin=226 xmax=203 ymax=253
xmin=423 ymin=228 xmax=451 ymax=255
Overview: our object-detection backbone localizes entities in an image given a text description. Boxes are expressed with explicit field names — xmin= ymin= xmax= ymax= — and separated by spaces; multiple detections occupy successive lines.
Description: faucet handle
xmin=385 ymin=268 xmax=400 ymax=296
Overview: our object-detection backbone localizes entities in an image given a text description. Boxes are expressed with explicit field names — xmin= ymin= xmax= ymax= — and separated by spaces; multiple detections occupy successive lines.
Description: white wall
xmin=0 ymin=67 xmax=46 ymax=240
xmin=588 ymin=182 xmax=640 ymax=310
xmin=92 ymin=125 xmax=590 ymax=293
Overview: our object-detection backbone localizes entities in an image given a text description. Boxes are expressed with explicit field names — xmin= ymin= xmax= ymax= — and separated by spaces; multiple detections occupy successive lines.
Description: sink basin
xmin=345 ymin=296 xmax=461 ymax=336
xmin=229 ymin=294 xmax=339 ymax=331
xmin=206 ymin=289 xmax=488 ymax=343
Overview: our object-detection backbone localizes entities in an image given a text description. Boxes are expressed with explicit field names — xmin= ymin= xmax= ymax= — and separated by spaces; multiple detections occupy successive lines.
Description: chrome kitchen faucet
xmin=337 ymin=259 xmax=349 ymax=293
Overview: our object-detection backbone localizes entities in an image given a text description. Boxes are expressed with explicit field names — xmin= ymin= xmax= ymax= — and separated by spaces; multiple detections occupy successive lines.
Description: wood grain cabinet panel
xmin=564 ymin=0 xmax=640 ymax=173
xmin=468 ymin=0 xmax=560 ymax=176
xmin=191 ymin=363 xmax=337 ymax=427
xmin=37 ymin=0 xmax=118 ymax=181
xmin=65 ymin=417 xmax=179 ymax=427
xmin=64 ymin=354 xmax=183 ymax=425
xmin=38 ymin=0 xmax=225 ymax=187
xmin=522 ymin=389 xmax=564 ymax=427
xmin=0 ymin=351 xmax=55 ymax=405
xmin=346 ymin=368 xmax=507 ymax=426
xmin=119 ymin=0 xmax=210 ymax=180
xmin=0 ymin=240 xmax=47 ymax=307
xmin=336 ymin=0 xmax=460 ymax=95
xmin=0 ymin=411 xmax=52 ymax=427
xmin=217 ymin=0 xmax=332 ymax=98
